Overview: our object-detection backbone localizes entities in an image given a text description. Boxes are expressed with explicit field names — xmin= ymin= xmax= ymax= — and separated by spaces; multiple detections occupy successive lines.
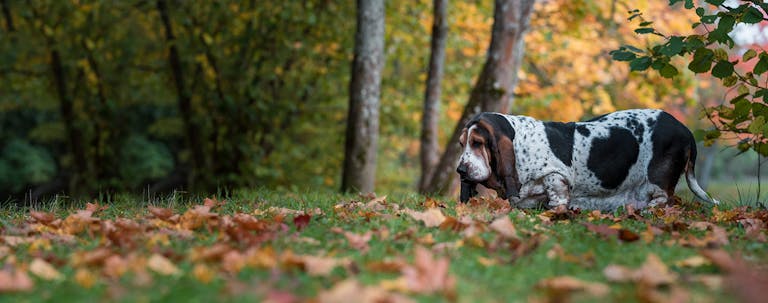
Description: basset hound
xmin=457 ymin=109 xmax=718 ymax=210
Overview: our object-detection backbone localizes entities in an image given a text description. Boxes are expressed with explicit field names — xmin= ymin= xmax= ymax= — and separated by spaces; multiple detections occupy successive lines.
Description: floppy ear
xmin=495 ymin=136 xmax=520 ymax=199
xmin=460 ymin=181 xmax=477 ymax=203
xmin=483 ymin=115 xmax=521 ymax=200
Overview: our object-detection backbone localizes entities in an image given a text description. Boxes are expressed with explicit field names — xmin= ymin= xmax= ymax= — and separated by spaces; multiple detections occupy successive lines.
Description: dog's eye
xmin=472 ymin=141 xmax=483 ymax=148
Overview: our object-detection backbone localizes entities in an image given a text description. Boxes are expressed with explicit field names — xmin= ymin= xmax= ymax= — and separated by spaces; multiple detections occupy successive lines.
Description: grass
xmin=0 ymin=188 xmax=766 ymax=302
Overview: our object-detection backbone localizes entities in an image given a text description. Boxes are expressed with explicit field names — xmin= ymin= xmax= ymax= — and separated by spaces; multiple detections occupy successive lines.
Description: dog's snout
xmin=456 ymin=164 xmax=468 ymax=176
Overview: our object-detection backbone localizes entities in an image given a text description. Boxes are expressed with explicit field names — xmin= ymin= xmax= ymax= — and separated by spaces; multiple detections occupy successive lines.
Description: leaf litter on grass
xmin=0 ymin=194 xmax=767 ymax=302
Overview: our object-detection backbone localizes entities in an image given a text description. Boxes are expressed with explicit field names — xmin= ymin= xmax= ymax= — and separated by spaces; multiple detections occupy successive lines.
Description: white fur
xmin=459 ymin=125 xmax=491 ymax=181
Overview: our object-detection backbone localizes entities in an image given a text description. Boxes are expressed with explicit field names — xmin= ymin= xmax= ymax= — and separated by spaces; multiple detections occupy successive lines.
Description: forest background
xmin=1 ymin=0 xmax=767 ymax=202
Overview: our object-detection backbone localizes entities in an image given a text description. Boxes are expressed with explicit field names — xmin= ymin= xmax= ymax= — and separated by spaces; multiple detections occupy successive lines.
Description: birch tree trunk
xmin=341 ymin=0 xmax=385 ymax=193
xmin=418 ymin=0 xmax=449 ymax=193
xmin=424 ymin=0 xmax=535 ymax=196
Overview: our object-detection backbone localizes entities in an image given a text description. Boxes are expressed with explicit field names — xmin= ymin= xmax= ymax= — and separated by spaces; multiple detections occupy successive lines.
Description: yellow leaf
xmin=75 ymin=268 xmax=97 ymax=289
xmin=192 ymin=263 xmax=216 ymax=284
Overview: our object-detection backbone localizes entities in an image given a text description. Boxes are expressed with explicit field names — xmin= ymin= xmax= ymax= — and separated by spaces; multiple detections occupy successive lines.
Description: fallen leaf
xmin=29 ymin=211 xmax=55 ymax=225
xmin=300 ymin=255 xmax=346 ymax=277
xmin=603 ymin=253 xmax=676 ymax=287
xmin=738 ymin=218 xmax=767 ymax=242
xmin=148 ymin=206 xmax=174 ymax=220
xmin=147 ymin=253 xmax=181 ymax=276
xmin=407 ymin=208 xmax=446 ymax=227
xmin=536 ymin=276 xmax=609 ymax=301
xmin=701 ymin=249 xmax=768 ymax=303
xmin=319 ymin=279 xmax=414 ymax=303
xmin=489 ymin=216 xmax=518 ymax=239
xmin=103 ymin=255 xmax=129 ymax=279
xmin=618 ymin=229 xmax=640 ymax=242
xmin=674 ymin=255 xmax=710 ymax=268
xmin=192 ymin=263 xmax=216 ymax=284
xmin=0 ymin=267 xmax=34 ymax=292
xmin=392 ymin=246 xmax=456 ymax=296
xmin=292 ymin=214 xmax=311 ymax=231
xmin=221 ymin=250 xmax=247 ymax=274
xmin=28 ymin=258 xmax=62 ymax=281
xmin=74 ymin=268 xmax=97 ymax=289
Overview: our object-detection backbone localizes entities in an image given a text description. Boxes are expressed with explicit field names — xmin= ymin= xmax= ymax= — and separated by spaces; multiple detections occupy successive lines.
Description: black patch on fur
xmin=482 ymin=113 xmax=516 ymax=141
xmin=648 ymin=112 xmax=693 ymax=194
xmin=587 ymin=127 xmax=639 ymax=189
xmin=576 ymin=125 xmax=590 ymax=137
xmin=587 ymin=114 xmax=608 ymax=122
xmin=543 ymin=122 xmax=575 ymax=166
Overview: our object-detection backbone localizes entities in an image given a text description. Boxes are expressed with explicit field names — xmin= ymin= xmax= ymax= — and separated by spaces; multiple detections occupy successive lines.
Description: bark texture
xmin=157 ymin=0 xmax=205 ymax=189
xmin=418 ymin=0 xmax=449 ymax=193
xmin=424 ymin=0 xmax=535 ymax=196
xmin=341 ymin=0 xmax=385 ymax=193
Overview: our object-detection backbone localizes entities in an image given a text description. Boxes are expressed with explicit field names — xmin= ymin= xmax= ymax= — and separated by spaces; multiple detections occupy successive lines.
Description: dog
xmin=456 ymin=109 xmax=718 ymax=210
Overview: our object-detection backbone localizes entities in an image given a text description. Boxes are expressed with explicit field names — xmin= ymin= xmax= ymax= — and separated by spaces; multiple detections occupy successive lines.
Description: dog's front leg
xmin=543 ymin=173 xmax=570 ymax=208
xmin=459 ymin=181 xmax=478 ymax=203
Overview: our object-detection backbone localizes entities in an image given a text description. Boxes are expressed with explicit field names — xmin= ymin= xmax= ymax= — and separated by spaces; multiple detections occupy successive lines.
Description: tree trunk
xmin=424 ymin=0 xmax=535 ymax=196
xmin=51 ymin=49 xmax=89 ymax=194
xmin=418 ymin=0 xmax=448 ymax=193
xmin=1 ymin=0 xmax=14 ymax=32
xmin=341 ymin=0 xmax=385 ymax=193
xmin=157 ymin=0 xmax=205 ymax=189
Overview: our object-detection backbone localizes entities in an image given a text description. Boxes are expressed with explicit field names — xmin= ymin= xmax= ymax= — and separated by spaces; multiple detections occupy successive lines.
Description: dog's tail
xmin=685 ymin=142 xmax=719 ymax=204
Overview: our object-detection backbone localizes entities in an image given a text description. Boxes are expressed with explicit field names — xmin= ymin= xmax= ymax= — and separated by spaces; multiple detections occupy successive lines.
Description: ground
xmin=0 ymin=189 xmax=766 ymax=302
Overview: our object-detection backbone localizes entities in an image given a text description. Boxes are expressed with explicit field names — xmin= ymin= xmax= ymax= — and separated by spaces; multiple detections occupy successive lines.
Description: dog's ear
xmin=483 ymin=115 xmax=521 ymax=199
xmin=459 ymin=128 xmax=467 ymax=146
xmin=495 ymin=136 xmax=520 ymax=198
xmin=460 ymin=181 xmax=477 ymax=203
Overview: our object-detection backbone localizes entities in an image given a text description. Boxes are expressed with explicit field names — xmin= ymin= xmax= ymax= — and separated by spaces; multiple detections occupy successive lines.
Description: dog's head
xmin=457 ymin=113 xmax=520 ymax=202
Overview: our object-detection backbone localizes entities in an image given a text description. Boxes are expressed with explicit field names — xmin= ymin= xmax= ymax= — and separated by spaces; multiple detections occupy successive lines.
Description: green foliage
xmin=118 ymin=136 xmax=175 ymax=188
xmin=616 ymin=1 xmax=768 ymax=156
xmin=0 ymin=140 xmax=56 ymax=193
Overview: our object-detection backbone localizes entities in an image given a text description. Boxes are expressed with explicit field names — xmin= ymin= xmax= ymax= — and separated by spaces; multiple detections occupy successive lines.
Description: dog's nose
xmin=456 ymin=164 xmax=468 ymax=176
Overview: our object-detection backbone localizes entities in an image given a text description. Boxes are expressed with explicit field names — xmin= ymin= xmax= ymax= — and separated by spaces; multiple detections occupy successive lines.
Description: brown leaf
xmin=179 ymin=205 xmax=218 ymax=230
xmin=407 ymin=208 xmax=446 ymax=227
xmin=366 ymin=259 xmax=406 ymax=273
xmin=292 ymin=214 xmax=311 ymax=231
xmin=147 ymin=253 xmax=181 ymax=276
xmin=422 ymin=197 xmax=446 ymax=209
xmin=738 ymin=218 xmax=767 ymax=242
xmin=603 ymin=253 xmax=676 ymax=287
xmin=221 ymin=250 xmax=246 ymax=274
xmin=318 ymin=279 xmax=414 ymax=303
xmin=29 ymin=258 xmax=62 ymax=281
xmin=489 ymin=216 xmax=518 ymax=239
xmin=85 ymin=201 xmax=108 ymax=213
xmin=701 ymin=249 xmax=768 ymax=303
xmin=190 ymin=243 xmax=232 ymax=262
xmin=396 ymin=246 xmax=456 ymax=295
xmin=618 ymin=229 xmax=640 ymax=242
xmin=72 ymin=247 xmax=113 ymax=267
xmin=582 ymin=222 xmax=618 ymax=238
xmin=103 ymin=255 xmax=129 ymax=279
xmin=332 ymin=228 xmax=372 ymax=253
xmin=61 ymin=210 xmax=99 ymax=234
xmin=148 ymin=206 xmax=174 ymax=220
xmin=536 ymin=276 xmax=609 ymax=301
xmin=0 ymin=266 xmax=34 ymax=292
xmin=540 ymin=205 xmax=576 ymax=223
xmin=30 ymin=211 xmax=55 ymax=224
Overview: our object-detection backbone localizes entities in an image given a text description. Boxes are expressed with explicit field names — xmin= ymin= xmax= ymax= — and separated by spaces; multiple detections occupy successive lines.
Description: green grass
xmin=0 ymin=188 xmax=766 ymax=302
